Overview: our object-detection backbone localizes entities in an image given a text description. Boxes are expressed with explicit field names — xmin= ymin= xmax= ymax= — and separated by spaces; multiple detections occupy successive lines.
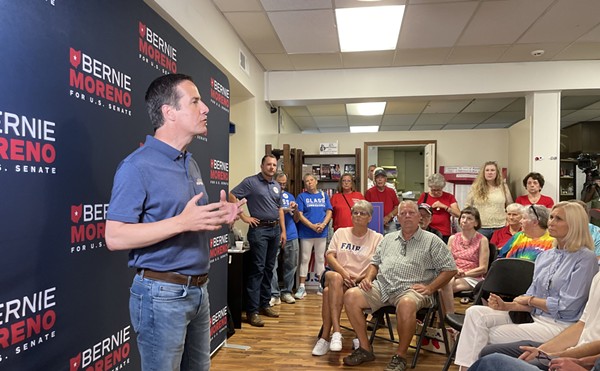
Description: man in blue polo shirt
xmin=230 ymin=154 xmax=287 ymax=327
xmin=106 ymin=74 xmax=242 ymax=370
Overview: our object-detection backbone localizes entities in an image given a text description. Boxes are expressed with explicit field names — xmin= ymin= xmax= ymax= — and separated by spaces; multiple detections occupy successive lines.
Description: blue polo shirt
xmin=106 ymin=135 xmax=210 ymax=275
xmin=231 ymin=173 xmax=282 ymax=220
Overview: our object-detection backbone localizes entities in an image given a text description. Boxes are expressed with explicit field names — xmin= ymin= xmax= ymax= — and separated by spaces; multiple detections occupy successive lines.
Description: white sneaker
xmin=294 ymin=286 xmax=306 ymax=300
xmin=317 ymin=286 xmax=323 ymax=296
xmin=330 ymin=332 xmax=343 ymax=352
xmin=281 ymin=292 xmax=296 ymax=304
xmin=312 ymin=338 xmax=330 ymax=356
xmin=352 ymin=338 xmax=360 ymax=350
xmin=269 ymin=296 xmax=281 ymax=306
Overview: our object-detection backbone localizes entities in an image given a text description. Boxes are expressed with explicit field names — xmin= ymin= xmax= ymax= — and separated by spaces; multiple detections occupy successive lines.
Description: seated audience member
xmin=490 ymin=203 xmax=523 ymax=249
xmin=470 ymin=352 xmax=600 ymax=371
xmin=454 ymin=202 xmax=599 ymax=369
xmin=515 ymin=172 xmax=555 ymax=208
xmin=440 ymin=206 xmax=489 ymax=314
xmin=365 ymin=167 xmax=400 ymax=235
xmin=418 ymin=203 xmax=443 ymax=240
xmin=330 ymin=173 xmax=365 ymax=231
xmin=417 ymin=173 xmax=461 ymax=243
xmin=342 ymin=201 xmax=457 ymax=371
xmin=569 ymin=200 xmax=600 ymax=260
xmin=477 ymin=271 xmax=600 ymax=369
xmin=312 ymin=200 xmax=383 ymax=356
xmin=498 ymin=204 xmax=554 ymax=261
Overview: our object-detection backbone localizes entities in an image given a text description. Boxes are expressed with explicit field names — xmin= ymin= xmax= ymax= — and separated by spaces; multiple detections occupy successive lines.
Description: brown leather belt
xmin=256 ymin=220 xmax=279 ymax=227
xmin=138 ymin=269 xmax=208 ymax=286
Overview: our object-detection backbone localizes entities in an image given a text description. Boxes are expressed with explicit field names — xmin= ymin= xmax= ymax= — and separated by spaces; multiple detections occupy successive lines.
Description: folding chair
xmin=441 ymin=258 xmax=535 ymax=371
xmin=369 ymin=291 xmax=450 ymax=368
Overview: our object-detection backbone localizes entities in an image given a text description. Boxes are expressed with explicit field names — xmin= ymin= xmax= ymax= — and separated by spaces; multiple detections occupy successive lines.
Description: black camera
xmin=577 ymin=153 xmax=598 ymax=174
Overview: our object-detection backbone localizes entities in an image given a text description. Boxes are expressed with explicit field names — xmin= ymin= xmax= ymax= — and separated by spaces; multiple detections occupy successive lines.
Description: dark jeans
xmin=245 ymin=225 xmax=280 ymax=314
xmin=480 ymin=340 xmax=546 ymax=370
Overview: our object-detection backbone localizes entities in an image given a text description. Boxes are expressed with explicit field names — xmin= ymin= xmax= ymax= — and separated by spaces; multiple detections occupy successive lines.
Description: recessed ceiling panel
xmin=268 ymin=10 xmax=339 ymax=53
xmin=381 ymin=114 xmax=419 ymax=125
xmin=393 ymin=47 xmax=451 ymax=66
xmin=449 ymin=112 xmax=493 ymax=124
xmin=463 ymin=98 xmax=517 ymax=113
xmin=224 ymin=12 xmax=285 ymax=54
xmin=422 ymin=100 xmax=471 ymax=114
xmin=414 ymin=113 xmax=455 ymax=125
xmin=260 ymin=0 xmax=331 ymax=11
xmin=312 ymin=116 xmax=348 ymax=127
xmin=289 ymin=53 xmax=343 ymax=70
xmin=307 ymin=104 xmax=346 ymax=116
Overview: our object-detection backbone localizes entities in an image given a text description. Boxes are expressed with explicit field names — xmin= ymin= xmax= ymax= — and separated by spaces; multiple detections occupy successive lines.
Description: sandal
xmin=460 ymin=297 xmax=471 ymax=304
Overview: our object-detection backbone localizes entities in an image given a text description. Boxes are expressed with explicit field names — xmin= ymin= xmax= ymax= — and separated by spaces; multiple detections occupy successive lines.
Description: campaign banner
xmin=0 ymin=1 xmax=230 ymax=369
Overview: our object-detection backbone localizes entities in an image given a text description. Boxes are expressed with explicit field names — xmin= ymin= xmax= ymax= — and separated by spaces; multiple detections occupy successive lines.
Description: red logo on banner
xmin=70 ymin=353 xmax=82 ymax=371
xmin=70 ymin=48 xmax=81 ymax=68
xmin=71 ymin=204 xmax=83 ymax=223
xmin=138 ymin=21 xmax=146 ymax=37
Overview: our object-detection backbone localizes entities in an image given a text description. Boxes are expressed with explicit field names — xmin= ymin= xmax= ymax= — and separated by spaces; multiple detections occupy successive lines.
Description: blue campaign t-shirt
xmin=297 ymin=191 xmax=332 ymax=239
xmin=281 ymin=191 xmax=298 ymax=240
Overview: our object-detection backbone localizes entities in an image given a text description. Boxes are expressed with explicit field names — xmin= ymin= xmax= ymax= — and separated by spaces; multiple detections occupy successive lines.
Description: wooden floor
xmin=211 ymin=292 xmax=466 ymax=371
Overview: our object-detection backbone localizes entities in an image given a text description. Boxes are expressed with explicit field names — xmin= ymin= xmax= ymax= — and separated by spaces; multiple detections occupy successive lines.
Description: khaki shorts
xmin=361 ymin=280 xmax=433 ymax=312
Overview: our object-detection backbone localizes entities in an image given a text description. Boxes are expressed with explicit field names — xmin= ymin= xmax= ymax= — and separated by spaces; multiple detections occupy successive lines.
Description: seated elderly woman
xmin=498 ymin=204 xmax=554 ymax=261
xmin=440 ymin=206 xmax=489 ymax=314
xmin=454 ymin=202 xmax=599 ymax=370
xmin=490 ymin=203 xmax=523 ymax=249
xmin=311 ymin=200 xmax=383 ymax=356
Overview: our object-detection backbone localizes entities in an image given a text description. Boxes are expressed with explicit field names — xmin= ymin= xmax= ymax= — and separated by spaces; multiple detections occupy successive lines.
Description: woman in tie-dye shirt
xmin=498 ymin=204 xmax=554 ymax=261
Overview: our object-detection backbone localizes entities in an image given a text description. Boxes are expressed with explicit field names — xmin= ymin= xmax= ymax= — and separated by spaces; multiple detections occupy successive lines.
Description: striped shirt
xmin=371 ymin=228 xmax=457 ymax=302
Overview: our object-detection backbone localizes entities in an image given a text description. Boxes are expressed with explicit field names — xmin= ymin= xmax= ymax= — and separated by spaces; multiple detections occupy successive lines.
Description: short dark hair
xmin=460 ymin=206 xmax=482 ymax=230
xmin=261 ymin=154 xmax=277 ymax=165
xmin=145 ymin=74 xmax=193 ymax=130
xmin=523 ymin=172 xmax=545 ymax=189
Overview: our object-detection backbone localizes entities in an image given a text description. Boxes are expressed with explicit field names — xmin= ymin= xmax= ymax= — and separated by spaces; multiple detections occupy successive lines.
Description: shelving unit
xmin=559 ymin=158 xmax=577 ymax=201
xmin=265 ymin=145 xmax=361 ymax=195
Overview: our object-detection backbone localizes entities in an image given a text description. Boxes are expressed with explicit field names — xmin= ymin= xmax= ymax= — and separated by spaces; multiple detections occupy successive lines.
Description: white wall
xmin=507 ymin=117 xmax=532 ymax=200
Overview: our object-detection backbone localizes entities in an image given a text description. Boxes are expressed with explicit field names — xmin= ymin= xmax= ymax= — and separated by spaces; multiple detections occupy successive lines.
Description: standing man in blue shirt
xmin=230 ymin=154 xmax=286 ymax=327
xmin=105 ymin=73 xmax=243 ymax=371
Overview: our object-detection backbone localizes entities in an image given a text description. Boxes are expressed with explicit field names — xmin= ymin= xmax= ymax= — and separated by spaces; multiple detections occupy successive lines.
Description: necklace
xmin=458 ymin=233 xmax=476 ymax=248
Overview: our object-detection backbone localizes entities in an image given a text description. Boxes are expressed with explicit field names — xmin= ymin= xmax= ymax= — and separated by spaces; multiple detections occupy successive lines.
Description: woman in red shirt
xmin=330 ymin=174 xmax=365 ymax=231
xmin=418 ymin=173 xmax=461 ymax=243
xmin=515 ymin=172 xmax=554 ymax=208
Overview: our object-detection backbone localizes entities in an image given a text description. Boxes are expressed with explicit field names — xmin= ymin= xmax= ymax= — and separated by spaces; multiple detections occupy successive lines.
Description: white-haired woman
xmin=418 ymin=173 xmax=460 ymax=243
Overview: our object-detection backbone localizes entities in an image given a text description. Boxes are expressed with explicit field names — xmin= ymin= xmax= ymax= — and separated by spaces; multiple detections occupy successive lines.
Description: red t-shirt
xmin=417 ymin=191 xmax=457 ymax=237
xmin=490 ymin=225 xmax=520 ymax=249
xmin=330 ymin=191 xmax=365 ymax=231
xmin=515 ymin=194 xmax=554 ymax=208
xmin=365 ymin=186 xmax=399 ymax=219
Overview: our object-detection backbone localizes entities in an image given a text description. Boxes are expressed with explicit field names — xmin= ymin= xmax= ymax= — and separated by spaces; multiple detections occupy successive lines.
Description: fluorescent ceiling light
xmin=347 ymin=102 xmax=386 ymax=116
xmin=336 ymin=6 xmax=404 ymax=52
xmin=350 ymin=125 xmax=379 ymax=133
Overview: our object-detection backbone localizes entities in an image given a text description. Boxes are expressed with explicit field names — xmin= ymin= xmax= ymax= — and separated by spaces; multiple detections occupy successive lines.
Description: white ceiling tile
xmin=463 ymin=98 xmax=517 ymax=113
xmin=483 ymin=111 xmax=525 ymax=124
xmin=293 ymin=116 xmax=318 ymax=127
xmin=449 ymin=112 xmax=493 ymax=124
xmin=268 ymin=10 xmax=339 ymax=53
xmin=313 ymin=116 xmax=348 ymax=126
xmin=475 ymin=123 xmax=513 ymax=129
xmin=443 ymin=123 xmax=478 ymax=130
xmin=214 ymin=0 xmax=264 ymax=12
xmin=554 ymin=43 xmax=600 ymax=61
xmin=561 ymin=110 xmax=600 ymax=122
xmin=289 ymin=53 xmax=343 ymax=70
xmin=342 ymin=51 xmax=395 ymax=68
xmin=393 ymin=48 xmax=451 ymax=66
xmin=422 ymin=100 xmax=471 ymax=113
xmin=414 ymin=113 xmax=455 ymax=125
xmin=307 ymin=104 xmax=347 ymax=116
xmin=446 ymin=46 xmax=508 ymax=64
xmin=579 ymin=24 xmax=600 ymax=42
xmin=381 ymin=114 xmax=419 ymax=125
xmin=502 ymin=98 xmax=526 ymax=112
xmin=398 ymin=2 xmax=479 ymax=49
xmin=562 ymin=96 xmax=600 ymax=110
xmin=380 ymin=125 xmax=412 ymax=131
xmin=581 ymin=100 xmax=600 ymax=110
xmin=335 ymin=0 xmax=408 ymax=7
xmin=261 ymin=0 xmax=332 ymax=11
xmin=458 ymin=0 xmax=554 ymax=46
xmin=408 ymin=0 xmax=476 ymax=4
xmin=498 ymin=43 xmax=568 ymax=63
xmin=561 ymin=110 xmax=576 ymax=117
xmin=255 ymin=53 xmax=294 ymax=71
xmin=224 ymin=12 xmax=285 ymax=53
xmin=412 ymin=124 xmax=445 ymax=131
xmin=385 ymin=100 xmax=429 ymax=114
xmin=319 ymin=126 xmax=350 ymax=133
xmin=519 ymin=0 xmax=600 ymax=44
xmin=282 ymin=106 xmax=312 ymax=116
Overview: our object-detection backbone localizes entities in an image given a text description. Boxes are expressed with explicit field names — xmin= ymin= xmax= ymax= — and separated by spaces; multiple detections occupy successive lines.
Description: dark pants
xmin=245 ymin=225 xmax=280 ymax=314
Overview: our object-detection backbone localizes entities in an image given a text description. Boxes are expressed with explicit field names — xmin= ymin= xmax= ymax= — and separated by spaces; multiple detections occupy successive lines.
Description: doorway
xmin=364 ymin=140 xmax=437 ymax=199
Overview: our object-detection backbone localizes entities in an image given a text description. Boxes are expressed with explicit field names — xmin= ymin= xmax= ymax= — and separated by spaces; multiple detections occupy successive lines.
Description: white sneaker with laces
xmin=294 ymin=286 xmax=306 ymax=300
xmin=312 ymin=338 xmax=330 ymax=356
xmin=269 ymin=296 xmax=281 ymax=306
xmin=281 ymin=292 xmax=296 ymax=304
xmin=330 ymin=332 xmax=343 ymax=352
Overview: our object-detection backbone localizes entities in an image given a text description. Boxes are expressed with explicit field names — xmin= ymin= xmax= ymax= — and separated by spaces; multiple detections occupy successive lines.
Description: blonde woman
xmin=466 ymin=161 xmax=513 ymax=239
xmin=454 ymin=202 xmax=598 ymax=369
xmin=295 ymin=173 xmax=333 ymax=299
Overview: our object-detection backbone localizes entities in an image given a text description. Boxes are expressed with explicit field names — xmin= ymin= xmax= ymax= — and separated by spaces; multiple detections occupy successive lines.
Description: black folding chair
xmin=441 ymin=258 xmax=535 ymax=371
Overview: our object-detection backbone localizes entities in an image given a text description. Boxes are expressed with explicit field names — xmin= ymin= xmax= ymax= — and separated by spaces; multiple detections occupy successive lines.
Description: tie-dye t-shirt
xmin=498 ymin=230 xmax=554 ymax=261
